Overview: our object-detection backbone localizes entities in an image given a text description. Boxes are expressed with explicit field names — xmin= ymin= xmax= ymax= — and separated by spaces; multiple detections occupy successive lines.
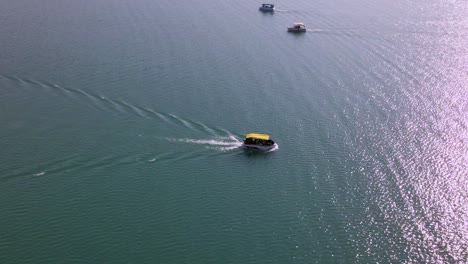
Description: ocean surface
xmin=0 ymin=0 xmax=467 ymax=263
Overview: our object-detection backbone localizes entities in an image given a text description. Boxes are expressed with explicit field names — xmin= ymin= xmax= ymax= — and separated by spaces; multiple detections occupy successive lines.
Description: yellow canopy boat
xmin=243 ymin=133 xmax=276 ymax=151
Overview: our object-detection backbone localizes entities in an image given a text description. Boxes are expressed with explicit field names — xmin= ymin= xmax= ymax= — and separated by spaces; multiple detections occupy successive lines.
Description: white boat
xmin=288 ymin=22 xmax=306 ymax=32
xmin=259 ymin=4 xmax=275 ymax=12
xmin=242 ymin=133 xmax=277 ymax=151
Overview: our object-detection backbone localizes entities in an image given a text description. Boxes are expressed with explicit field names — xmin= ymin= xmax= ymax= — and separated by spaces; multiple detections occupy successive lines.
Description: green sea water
xmin=0 ymin=0 xmax=467 ymax=263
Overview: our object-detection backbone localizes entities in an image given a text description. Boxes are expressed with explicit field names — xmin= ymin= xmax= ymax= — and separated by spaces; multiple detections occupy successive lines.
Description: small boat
xmin=242 ymin=133 xmax=277 ymax=151
xmin=259 ymin=4 xmax=275 ymax=12
xmin=288 ymin=22 xmax=306 ymax=32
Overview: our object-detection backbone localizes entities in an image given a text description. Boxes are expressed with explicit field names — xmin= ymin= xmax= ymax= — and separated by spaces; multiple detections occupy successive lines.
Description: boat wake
xmin=167 ymin=135 xmax=243 ymax=151
xmin=0 ymin=75 xmax=260 ymax=161
xmin=266 ymin=144 xmax=279 ymax=152
xmin=307 ymin=28 xmax=329 ymax=33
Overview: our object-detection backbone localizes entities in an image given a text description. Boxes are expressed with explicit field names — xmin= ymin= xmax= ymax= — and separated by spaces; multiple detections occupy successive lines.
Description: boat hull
xmin=288 ymin=28 xmax=306 ymax=32
xmin=242 ymin=143 xmax=277 ymax=151
xmin=259 ymin=7 xmax=275 ymax=12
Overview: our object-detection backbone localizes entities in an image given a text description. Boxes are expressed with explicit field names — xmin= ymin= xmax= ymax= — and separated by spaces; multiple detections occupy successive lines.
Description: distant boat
xmin=288 ymin=22 xmax=306 ymax=32
xmin=242 ymin=133 xmax=277 ymax=151
xmin=259 ymin=4 xmax=275 ymax=12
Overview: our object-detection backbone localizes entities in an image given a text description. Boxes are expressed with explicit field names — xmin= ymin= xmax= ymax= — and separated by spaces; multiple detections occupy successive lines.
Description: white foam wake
xmin=267 ymin=144 xmax=279 ymax=152
xmin=167 ymin=136 xmax=243 ymax=151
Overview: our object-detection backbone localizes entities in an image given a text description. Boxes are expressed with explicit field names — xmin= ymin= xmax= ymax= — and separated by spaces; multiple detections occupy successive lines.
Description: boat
xmin=242 ymin=133 xmax=277 ymax=151
xmin=259 ymin=4 xmax=275 ymax=12
xmin=288 ymin=22 xmax=306 ymax=32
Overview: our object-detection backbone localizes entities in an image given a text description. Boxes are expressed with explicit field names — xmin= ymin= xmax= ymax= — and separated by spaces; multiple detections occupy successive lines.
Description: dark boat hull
xmin=242 ymin=143 xmax=278 ymax=151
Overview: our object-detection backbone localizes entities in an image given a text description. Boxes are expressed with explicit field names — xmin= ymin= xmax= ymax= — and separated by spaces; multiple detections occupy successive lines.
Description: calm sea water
xmin=0 ymin=0 xmax=466 ymax=263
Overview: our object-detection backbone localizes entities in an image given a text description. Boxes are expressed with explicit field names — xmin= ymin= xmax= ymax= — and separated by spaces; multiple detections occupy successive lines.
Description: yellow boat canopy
xmin=245 ymin=133 xmax=270 ymax=140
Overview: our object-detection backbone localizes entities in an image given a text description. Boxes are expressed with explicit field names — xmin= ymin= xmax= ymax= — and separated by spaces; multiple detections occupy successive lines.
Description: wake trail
xmin=0 ymin=75 xmax=228 ymax=137
xmin=167 ymin=136 xmax=243 ymax=151
xmin=1 ymin=75 xmax=247 ymax=156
